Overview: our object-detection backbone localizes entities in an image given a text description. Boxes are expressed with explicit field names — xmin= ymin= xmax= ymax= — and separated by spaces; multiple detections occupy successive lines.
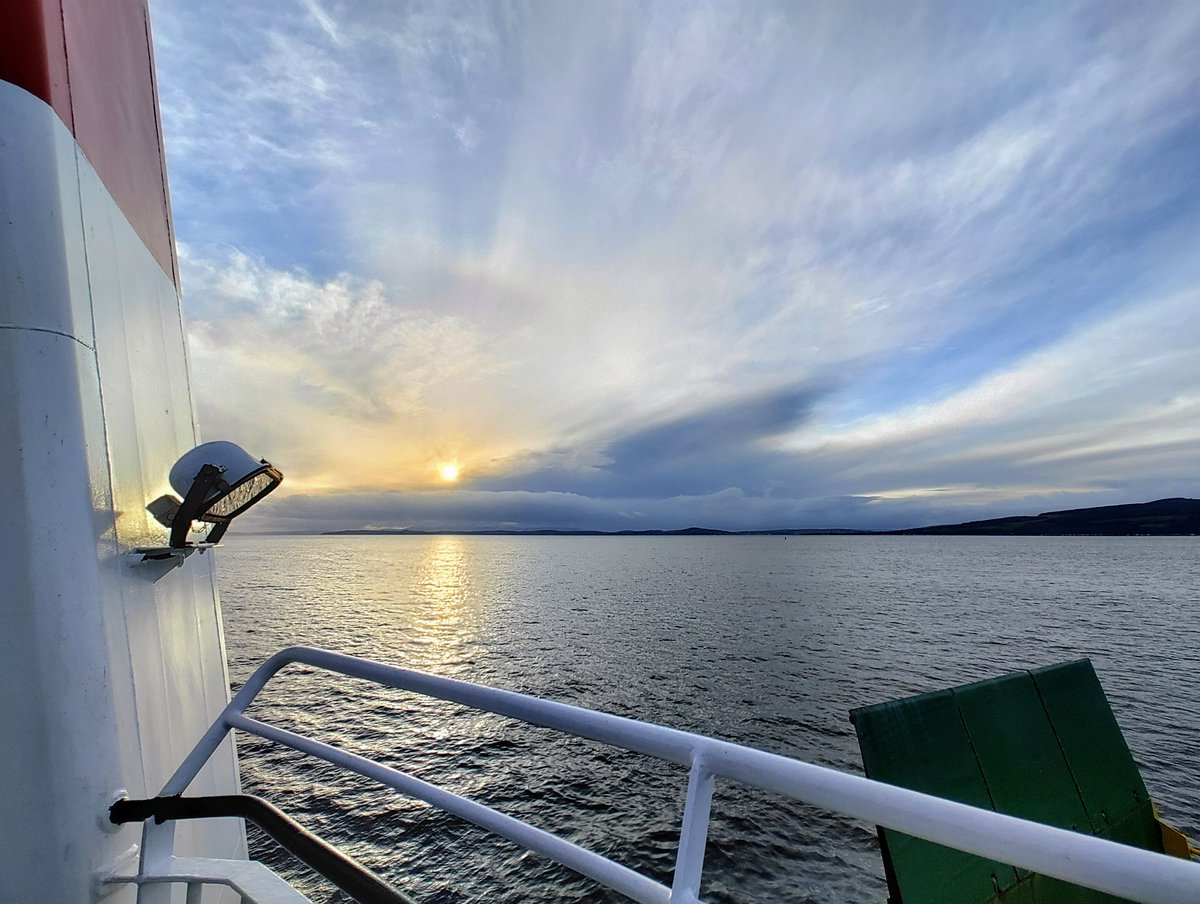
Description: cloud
xmin=297 ymin=0 xmax=343 ymax=47
xmin=181 ymin=248 xmax=516 ymax=490
xmin=792 ymin=288 xmax=1200 ymax=499
xmin=243 ymin=486 xmax=897 ymax=534
xmin=482 ymin=384 xmax=828 ymax=499
xmin=153 ymin=1 xmax=1200 ymax=530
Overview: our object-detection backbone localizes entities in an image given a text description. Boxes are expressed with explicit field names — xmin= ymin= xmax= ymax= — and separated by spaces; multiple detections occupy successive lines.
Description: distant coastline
xmin=323 ymin=526 xmax=870 ymax=537
xmin=322 ymin=497 xmax=1200 ymax=537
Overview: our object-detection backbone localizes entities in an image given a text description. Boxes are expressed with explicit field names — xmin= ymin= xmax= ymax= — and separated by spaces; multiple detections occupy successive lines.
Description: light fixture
xmin=147 ymin=441 xmax=283 ymax=548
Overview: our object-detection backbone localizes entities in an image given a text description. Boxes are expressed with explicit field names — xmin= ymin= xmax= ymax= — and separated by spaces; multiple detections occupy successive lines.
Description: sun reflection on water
xmin=408 ymin=535 xmax=479 ymax=672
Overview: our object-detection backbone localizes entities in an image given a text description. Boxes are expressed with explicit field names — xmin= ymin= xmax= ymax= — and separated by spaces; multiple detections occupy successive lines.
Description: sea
xmin=217 ymin=534 xmax=1200 ymax=903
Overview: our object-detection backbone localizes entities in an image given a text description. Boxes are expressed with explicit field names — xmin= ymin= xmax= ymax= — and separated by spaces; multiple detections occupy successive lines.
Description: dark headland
xmin=887 ymin=497 xmax=1200 ymax=536
xmin=323 ymin=498 xmax=1200 ymax=537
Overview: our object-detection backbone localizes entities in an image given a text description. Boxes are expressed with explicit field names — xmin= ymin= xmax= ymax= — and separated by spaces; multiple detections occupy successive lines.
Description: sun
xmin=439 ymin=463 xmax=460 ymax=482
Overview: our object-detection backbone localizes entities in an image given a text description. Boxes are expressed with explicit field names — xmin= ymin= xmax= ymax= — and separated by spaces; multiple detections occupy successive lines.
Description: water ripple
xmin=220 ymin=535 xmax=1200 ymax=902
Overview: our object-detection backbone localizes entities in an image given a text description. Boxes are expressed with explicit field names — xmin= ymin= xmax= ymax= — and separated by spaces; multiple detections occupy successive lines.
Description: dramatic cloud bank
xmin=151 ymin=1 xmax=1200 ymax=531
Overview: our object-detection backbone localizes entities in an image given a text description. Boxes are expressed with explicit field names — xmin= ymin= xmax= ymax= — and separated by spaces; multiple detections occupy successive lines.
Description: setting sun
xmin=439 ymin=463 xmax=460 ymax=482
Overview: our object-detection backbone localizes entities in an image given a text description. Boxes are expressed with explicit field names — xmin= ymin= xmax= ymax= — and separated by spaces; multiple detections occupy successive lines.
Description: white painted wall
xmin=0 ymin=82 xmax=245 ymax=903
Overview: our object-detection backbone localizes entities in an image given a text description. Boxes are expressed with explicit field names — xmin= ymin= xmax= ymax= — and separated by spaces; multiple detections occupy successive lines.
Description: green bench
xmin=851 ymin=661 xmax=1191 ymax=903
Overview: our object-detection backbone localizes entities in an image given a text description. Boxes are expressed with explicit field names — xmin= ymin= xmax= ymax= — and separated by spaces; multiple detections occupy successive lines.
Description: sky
xmin=148 ymin=0 xmax=1200 ymax=533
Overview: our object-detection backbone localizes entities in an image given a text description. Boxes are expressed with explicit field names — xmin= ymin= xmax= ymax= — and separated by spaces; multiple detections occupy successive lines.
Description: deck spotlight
xmin=148 ymin=441 xmax=283 ymax=547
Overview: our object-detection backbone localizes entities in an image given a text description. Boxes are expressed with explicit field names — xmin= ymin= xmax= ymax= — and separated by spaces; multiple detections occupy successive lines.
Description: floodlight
xmin=148 ymin=441 xmax=283 ymax=547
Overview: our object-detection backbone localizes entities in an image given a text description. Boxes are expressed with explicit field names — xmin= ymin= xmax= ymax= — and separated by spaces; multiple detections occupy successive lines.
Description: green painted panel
xmin=883 ymin=833 xmax=1008 ymax=904
xmin=1021 ymin=875 xmax=1134 ymax=904
xmin=853 ymin=690 xmax=1017 ymax=903
xmin=996 ymin=876 xmax=1037 ymax=904
xmin=992 ymin=804 xmax=1154 ymax=903
xmin=1031 ymin=660 xmax=1150 ymax=835
xmin=854 ymin=661 xmax=1165 ymax=904
xmin=995 ymin=859 xmax=1139 ymax=903
xmin=1101 ymin=800 xmax=1163 ymax=852
xmin=954 ymin=674 xmax=1091 ymax=833
xmin=855 ymin=691 xmax=987 ymax=798
xmin=989 ymin=807 xmax=1154 ymax=902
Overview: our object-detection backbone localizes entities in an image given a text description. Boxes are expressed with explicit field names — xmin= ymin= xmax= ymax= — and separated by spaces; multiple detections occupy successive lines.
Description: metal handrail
xmin=145 ymin=646 xmax=1200 ymax=904
xmin=111 ymin=794 xmax=412 ymax=904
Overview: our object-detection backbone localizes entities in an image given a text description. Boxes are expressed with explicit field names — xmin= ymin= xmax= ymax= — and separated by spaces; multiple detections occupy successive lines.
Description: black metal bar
xmin=170 ymin=464 xmax=223 ymax=547
xmin=110 ymin=794 xmax=414 ymax=904
xmin=205 ymin=519 xmax=230 ymax=544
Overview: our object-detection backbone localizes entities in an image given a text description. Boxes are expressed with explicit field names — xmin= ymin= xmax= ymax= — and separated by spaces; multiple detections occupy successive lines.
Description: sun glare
xmin=439 ymin=463 xmax=460 ymax=482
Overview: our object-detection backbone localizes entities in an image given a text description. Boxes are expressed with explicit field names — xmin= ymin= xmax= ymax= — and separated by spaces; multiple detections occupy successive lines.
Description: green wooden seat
xmin=850 ymin=661 xmax=1167 ymax=903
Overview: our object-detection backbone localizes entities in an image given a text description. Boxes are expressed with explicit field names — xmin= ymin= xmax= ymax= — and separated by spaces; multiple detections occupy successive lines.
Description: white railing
xmin=137 ymin=646 xmax=1200 ymax=904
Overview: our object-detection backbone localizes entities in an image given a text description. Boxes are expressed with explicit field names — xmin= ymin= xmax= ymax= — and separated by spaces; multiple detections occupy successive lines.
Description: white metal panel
xmin=78 ymin=154 xmax=195 ymax=548
xmin=0 ymin=329 xmax=132 ymax=903
xmin=72 ymin=91 xmax=247 ymax=888
xmin=0 ymin=80 xmax=245 ymax=903
xmin=0 ymin=83 xmax=95 ymax=342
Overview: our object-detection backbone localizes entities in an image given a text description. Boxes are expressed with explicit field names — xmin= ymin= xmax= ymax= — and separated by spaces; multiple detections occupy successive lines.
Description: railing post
xmin=136 ymin=817 xmax=178 ymax=904
xmin=671 ymin=753 xmax=714 ymax=903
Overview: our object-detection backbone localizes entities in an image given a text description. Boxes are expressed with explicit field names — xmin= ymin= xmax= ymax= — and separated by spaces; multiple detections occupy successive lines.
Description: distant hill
xmin=891 ymin=497 xmax=1200 ymax=536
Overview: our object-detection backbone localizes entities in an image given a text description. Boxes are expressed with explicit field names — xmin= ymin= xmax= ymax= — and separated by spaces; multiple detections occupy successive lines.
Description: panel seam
xmin=0 ymin=323 xmax=93 ymax=350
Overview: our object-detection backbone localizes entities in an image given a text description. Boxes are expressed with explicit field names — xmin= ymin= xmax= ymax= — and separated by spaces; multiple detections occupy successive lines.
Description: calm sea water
xmin=217 ymin=535 xmax=1200 ymax=903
